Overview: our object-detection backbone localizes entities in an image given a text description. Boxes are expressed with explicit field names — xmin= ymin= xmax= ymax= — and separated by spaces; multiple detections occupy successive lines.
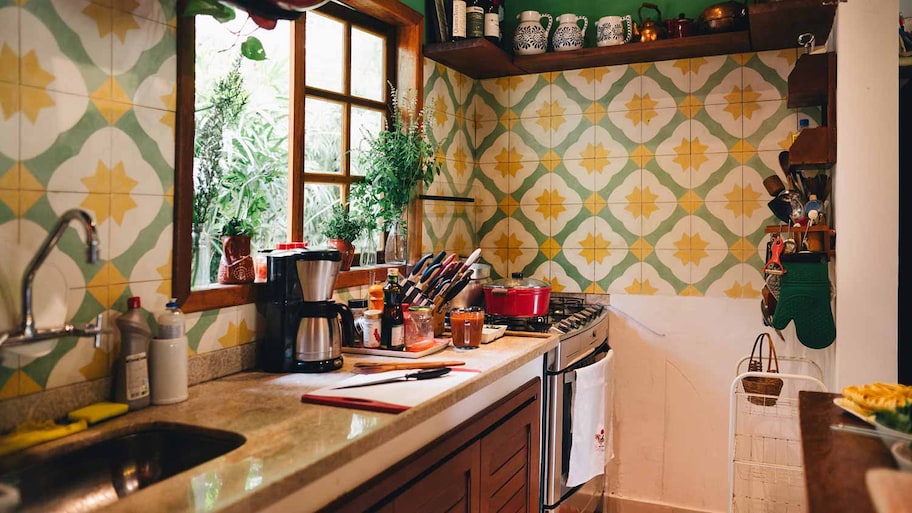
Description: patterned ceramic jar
xmin=552 ymin=13 xmax=588 ymax=52
xmin=513 ymin=10 xmax=552 ymax=56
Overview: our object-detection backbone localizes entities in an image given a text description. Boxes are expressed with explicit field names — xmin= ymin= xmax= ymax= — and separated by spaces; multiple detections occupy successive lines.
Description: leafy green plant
xmin=185 ymin=0 xmax=267 ymax=61
xmin=320 ymin=204 xmax=363 ymax=243
xmin=221 ymin=217 xmax=255 ymax=237
xmin=357 ymin=86 xmax=441 ymax=230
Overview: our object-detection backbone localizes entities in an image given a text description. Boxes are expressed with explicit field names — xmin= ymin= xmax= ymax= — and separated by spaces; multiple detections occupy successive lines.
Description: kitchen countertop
xmin=9 ymin=333 xmax=558 ymax=513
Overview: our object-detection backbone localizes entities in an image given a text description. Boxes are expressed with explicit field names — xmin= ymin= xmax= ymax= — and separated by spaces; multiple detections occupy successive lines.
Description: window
xmin=174 ymin=1 xmax=424 ymax=311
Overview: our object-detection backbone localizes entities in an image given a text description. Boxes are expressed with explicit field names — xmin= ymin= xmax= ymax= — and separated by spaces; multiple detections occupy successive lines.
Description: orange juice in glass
xmin=450 ymin=307 xmax=484 ymax=350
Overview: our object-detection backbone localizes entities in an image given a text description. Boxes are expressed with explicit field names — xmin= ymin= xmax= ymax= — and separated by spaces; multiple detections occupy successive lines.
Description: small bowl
xmin=891 ymin=440 xmax=912 ymax=471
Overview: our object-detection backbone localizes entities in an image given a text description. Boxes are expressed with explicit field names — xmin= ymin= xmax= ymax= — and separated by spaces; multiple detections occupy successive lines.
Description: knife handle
xmin=405 ymin=367 xmax=452 ymax=380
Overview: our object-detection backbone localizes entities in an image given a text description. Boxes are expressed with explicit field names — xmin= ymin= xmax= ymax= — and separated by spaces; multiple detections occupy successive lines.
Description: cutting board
xmin=301 ymin=368 xmax=481 ymax=413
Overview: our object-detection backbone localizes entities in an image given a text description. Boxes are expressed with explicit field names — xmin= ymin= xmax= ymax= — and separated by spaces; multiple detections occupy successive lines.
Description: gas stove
xmin=485 ymin=295 xmax=607 ymax=339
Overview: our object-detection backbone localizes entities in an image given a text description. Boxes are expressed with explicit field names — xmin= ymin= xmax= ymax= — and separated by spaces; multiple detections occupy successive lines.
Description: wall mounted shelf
xmin=765 ymin=224 xmax=836 ymax=258
xmin=787 ymin=52 xmax=837 ymax=170
xmin=423 ymin=0 xmax=837 ymax=80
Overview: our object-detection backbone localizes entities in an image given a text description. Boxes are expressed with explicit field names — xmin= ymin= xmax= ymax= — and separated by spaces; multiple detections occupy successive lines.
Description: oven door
xmin=543 ymin=341 xmax=611 ymax=512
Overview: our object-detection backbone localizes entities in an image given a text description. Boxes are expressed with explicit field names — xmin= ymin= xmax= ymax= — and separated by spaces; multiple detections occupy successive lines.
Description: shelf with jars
xmin=423 ymin=0 xmax=838 ymax=80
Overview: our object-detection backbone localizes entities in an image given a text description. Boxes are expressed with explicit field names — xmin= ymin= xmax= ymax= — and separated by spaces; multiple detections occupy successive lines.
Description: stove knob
xmin=556 ymin=320 xmax=573 ymax=333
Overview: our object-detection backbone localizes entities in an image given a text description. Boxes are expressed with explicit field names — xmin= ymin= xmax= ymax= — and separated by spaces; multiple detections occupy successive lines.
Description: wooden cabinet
xmin=787 ymin=52 xmax=837 ymax=170
xmin=324 ymin=378 xmax=541 ymax=513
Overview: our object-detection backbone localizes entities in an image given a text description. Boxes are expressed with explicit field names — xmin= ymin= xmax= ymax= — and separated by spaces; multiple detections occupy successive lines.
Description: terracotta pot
xmin=218 ymin=235 xmax=255 ymax=284
xmin=327 ymin=238 xmax=355 ymax=271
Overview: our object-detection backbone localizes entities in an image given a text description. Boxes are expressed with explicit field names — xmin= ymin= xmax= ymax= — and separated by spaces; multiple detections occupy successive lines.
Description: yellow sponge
xmin=67 ymin=402 xmax=129 ymax=425
xmin=0 ymin=419 xmax=88 ymax=456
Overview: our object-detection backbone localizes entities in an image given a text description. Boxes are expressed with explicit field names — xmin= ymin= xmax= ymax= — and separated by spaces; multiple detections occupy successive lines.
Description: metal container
xmin=448 ymin=263 xmax=491 ymax=309
xmin=698 ymin=1 xmax=747 ymax=33
xmin=294 ymin=249 xmax=342 ymax=301
xmin=482 ymin=272 xmax=552 ymax=317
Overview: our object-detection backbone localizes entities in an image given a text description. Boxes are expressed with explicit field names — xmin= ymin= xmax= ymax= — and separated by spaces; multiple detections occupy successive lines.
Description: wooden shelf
xmin=749 ymin=0 xmax=837 ymax=52
xmin=514 ymin=31 xmax=751 ymax=74
xmin=765 ymin=224 xmax=835 ymax=257
xmin=423 ymin=38 xmax=525 ymax=79
xmin=787 ymin=52 xmax=837 ymax=170
xmin=423 ymin=1 xmax=837 ymax=80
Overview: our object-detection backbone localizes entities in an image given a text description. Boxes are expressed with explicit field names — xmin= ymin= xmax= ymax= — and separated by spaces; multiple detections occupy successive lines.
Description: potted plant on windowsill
xmin=357 ymin=86 xmax=441 ymax=264
xmin=218 ymin=217 xmax=255 ymax=284
xmin=320 ymin=204 xmax=363 ymax=271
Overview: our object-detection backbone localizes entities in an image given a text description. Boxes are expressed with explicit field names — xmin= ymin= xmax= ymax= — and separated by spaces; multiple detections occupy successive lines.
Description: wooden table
xmin=798 ymin=391 xmax=897 ymax=513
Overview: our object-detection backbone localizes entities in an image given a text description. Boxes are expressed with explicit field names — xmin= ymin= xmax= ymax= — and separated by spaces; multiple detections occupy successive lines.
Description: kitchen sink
xmin=0 ymin=422 xmax=245 ymax=513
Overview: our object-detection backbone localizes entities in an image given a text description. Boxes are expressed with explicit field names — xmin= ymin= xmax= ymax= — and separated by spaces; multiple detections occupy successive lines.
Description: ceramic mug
xmin=552 ymin=13 xmax=588 ymax=52
xmin=513 ymin=10 xmax=553 ymax=56
xmin=597 ymin=15 xmax=633 ymax=47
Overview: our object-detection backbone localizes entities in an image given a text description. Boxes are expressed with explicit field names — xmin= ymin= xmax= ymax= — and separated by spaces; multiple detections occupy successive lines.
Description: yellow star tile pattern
xmin=535 ymin=189 xmax=566 ymax=220
xmin=578 ymin=233 xmax=611 ymax=264
xmin=21 ymin=85 xmax=55 ymax=123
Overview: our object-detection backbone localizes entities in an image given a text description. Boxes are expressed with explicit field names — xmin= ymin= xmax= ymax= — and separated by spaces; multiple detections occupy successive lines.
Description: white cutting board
xmin=301 ymin=368 xmax=480 ymax=413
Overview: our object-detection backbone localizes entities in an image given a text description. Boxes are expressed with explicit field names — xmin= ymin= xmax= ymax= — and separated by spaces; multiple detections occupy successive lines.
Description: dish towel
xmin=567 ymin=349 xmax=615 ymax=488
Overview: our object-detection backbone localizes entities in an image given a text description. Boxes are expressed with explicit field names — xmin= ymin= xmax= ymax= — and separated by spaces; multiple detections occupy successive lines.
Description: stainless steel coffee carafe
xmin=294 ymin=249 xmax=353 ymax=372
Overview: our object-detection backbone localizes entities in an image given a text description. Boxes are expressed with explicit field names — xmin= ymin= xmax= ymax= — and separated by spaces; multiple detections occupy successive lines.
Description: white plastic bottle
xmin=151 ymin=297 xmax=189 ymax=405
xmin=114 ymin=296 xmax=151 ymax=410
xmin=157 ymin=298 xmax=184 ymax=339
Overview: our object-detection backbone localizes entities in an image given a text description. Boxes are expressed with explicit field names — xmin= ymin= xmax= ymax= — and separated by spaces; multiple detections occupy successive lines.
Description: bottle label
xmin=125 ymin=352 xmax=150 ymax=401
xmin=452 ymin=1 xmax=466 ymax=39
xmin=363 ymin=318 xmax=382 ymax=348
xmin=466 ymin=6 xmax=484 ymax=38
xmin=484 ymin=13 xmax=500 ymax=39
xmin=159 ymin=324 xmax=183 ymax=339
xmin=390 ymin=324 xmax=404 ymax=348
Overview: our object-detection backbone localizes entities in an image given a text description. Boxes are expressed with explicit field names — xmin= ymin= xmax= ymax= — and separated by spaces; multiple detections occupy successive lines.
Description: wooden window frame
xmin=174 ymin=0 xmax=424 ymax=313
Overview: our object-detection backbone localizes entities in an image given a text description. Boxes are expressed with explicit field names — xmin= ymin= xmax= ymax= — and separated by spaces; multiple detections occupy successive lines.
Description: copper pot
xmin=637 ymin=2 xmax=665 ymax=42
xmin=698 ymin=1 xmax=747 ymax=34
xmin=665 ymin=13 xmax=695 ymax=38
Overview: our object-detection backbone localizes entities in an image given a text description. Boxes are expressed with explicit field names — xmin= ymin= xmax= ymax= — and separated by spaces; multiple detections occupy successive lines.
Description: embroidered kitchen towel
xmin=567 ymin=349 xmax=615 ymax=488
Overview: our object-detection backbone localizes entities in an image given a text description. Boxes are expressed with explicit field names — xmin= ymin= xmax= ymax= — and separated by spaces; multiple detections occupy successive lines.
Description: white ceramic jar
xmin=513 ymin=10 xmax=552 ymax=56
xmin=552 ymin=13 xmax=588 ymax=52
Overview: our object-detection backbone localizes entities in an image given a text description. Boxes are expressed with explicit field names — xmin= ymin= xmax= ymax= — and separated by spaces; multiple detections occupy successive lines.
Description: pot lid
xmin=486 ymin=272 xmax=550 ymax=290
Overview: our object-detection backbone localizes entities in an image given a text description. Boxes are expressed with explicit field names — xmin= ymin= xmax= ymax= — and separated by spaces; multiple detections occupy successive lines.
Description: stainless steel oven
xmin=541 ymin=304 xmax=610 ymax=512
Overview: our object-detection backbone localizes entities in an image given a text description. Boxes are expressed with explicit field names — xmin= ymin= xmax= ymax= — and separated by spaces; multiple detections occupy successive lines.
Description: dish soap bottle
xmin=114 ymin=296 xmax=151 ymax=410
xmin=150 ymin=298 xmax=188 ymax=405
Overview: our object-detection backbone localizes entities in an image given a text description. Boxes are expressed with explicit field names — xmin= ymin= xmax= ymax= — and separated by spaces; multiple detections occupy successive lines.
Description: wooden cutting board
xmin=301 ymin=368 xmax=481 ymax=413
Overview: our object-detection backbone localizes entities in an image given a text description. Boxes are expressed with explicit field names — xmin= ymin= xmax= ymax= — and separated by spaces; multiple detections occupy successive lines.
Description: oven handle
xmin=545 ymin=340 xmax=610 ymax=377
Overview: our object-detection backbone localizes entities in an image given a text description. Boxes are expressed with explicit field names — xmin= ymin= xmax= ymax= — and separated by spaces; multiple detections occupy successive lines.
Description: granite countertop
xmin=13 ymin=333 xmax=558 ymax=513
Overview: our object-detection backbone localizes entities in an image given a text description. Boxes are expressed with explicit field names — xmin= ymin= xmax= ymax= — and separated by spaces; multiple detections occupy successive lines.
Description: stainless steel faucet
xmin=0 ymin=209 xmax=105 ymax=350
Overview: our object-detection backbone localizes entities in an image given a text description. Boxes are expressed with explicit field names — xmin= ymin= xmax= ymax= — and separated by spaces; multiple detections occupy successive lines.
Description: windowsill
xmin=182 ymin=264 xmax=406 ymax=314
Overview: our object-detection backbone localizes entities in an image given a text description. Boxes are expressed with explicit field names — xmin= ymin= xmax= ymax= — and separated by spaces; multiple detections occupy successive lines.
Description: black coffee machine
xmin=261 ymin=248 xmax=355 ymax=373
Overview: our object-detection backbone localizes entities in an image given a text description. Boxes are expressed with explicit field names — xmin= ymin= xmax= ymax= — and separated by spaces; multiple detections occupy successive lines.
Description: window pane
xmin=305 ymin=12 xmax=344 ymax=93
xmin=304 ymin=98 xmax=343 ymax=174
xmin=350 ymin=106 xmax=384 ymax=176
xmin=304 ymin=184 xmax=342 ymax=246
xmin=351 ymin=27 xmax=385 ymax=101
xmin=194 ymin=16 xmax=291 ymax=288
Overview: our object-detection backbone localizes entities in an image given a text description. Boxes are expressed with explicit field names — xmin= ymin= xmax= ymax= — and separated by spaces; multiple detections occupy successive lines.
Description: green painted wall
xmin=401 ymin=0 xmax=425 ymax=15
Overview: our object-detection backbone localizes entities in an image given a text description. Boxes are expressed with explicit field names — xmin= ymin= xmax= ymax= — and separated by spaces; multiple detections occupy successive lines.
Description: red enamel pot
xmin=482 ymin=273 xmax=552 ymax=317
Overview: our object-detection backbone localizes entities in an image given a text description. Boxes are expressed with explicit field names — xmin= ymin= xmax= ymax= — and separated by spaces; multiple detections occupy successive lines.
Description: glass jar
xmin=405 ymin=306 xmax=434 ymax=349
xmin=361 ymin=309 xmax=382 ymax=348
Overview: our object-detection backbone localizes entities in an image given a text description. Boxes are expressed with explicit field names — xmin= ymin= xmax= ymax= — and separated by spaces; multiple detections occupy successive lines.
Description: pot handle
xmin=638 ymin=2 xmax=661 ymax=24
xmin=578 ymin=15 xmax=588 ymax=35
xmin=623 ymin=14 xmax=633 ymax=43
xmin=541 ymin=13 xmax=553 ymax=34
xmin=491 ymin=288 xmax=509 ymax=296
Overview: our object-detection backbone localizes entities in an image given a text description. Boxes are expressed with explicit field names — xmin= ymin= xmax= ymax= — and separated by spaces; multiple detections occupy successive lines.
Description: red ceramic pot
xmin=482 ymin=273 xmax=552 ymax=317
xmin=327 ymin=238 xmax=355 ymax=271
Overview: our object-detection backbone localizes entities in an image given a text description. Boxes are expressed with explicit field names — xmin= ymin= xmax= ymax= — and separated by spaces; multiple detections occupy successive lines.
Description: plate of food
xmin=833 ymin=397 xmax=875 ymax=425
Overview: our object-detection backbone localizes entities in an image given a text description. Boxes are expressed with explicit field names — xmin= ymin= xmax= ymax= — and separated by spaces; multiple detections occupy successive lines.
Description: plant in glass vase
xmin=320 ymin=204 xmax=363 ymax=271
xmin=356 ymin=86 xmax=441 ymax=264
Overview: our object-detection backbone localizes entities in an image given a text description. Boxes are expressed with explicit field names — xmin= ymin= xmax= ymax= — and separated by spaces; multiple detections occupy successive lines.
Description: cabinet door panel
xmin=480 ymin=396 xmax=540 ymax=513
xmin=392 ymin=441 xmax=481 ymax=513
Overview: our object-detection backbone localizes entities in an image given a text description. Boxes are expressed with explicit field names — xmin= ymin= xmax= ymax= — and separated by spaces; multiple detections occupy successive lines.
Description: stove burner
xmin=484 ymin=296 xmax=603 ymax=335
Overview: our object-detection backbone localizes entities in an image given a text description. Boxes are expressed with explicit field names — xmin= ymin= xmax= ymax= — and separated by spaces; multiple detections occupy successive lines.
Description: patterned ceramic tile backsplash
xmin=422 ymin=50 xmax=816 ymax=298
xmin=0 ymin=0 xmax=260 ymax=405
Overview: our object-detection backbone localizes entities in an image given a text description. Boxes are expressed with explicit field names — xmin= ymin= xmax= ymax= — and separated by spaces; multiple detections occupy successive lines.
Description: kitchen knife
xmin=331 ymin=367 xmax=452 ymax=389
xmin=352 ymin=361 xmax=465 ymax=374
xmin=429 ymin=250 xmax=447 ymax=267
xmin=409 ymin=253 xmax=433 ymax=281
xmin=460 ymin=248 xmax=482 ymax=271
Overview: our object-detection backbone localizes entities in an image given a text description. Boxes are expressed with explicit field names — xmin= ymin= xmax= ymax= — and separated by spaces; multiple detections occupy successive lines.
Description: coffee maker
xmin=261 ymin=248 xmax=354 ymax=373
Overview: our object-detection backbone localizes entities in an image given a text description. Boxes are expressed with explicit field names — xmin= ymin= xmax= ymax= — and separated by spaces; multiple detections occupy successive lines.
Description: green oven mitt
xmin=770 ymin=260 xmax=835 ymax=349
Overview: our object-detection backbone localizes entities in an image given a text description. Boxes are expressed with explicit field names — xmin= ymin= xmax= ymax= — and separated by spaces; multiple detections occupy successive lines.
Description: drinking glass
xmin=449 ymin=307 xmax=484 ymax=351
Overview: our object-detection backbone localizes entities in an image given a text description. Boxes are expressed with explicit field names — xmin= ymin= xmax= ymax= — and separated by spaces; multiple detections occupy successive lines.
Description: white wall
xmin=833 ymin=0 xmax=899 ymax=388
xmin=605 ymin=295 xmax=832 ymax=512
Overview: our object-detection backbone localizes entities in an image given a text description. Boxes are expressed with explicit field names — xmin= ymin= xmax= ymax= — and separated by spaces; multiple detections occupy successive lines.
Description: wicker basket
xmin=743 ymin=333 xmax=783 ymax=406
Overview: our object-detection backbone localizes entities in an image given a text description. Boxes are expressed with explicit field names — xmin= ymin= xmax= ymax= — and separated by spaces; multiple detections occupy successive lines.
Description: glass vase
xmin=384 ymin=219 xmax=406 ymax=264
xmin=193 ymin=229 xmax=212 ymax=288
xmin=360 ymin=228 xmax=378 ymax=267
